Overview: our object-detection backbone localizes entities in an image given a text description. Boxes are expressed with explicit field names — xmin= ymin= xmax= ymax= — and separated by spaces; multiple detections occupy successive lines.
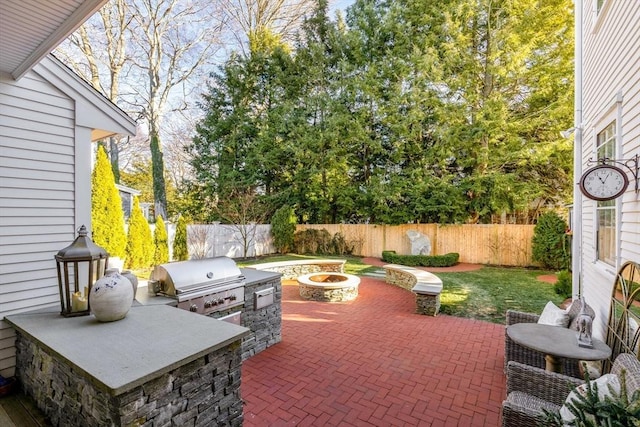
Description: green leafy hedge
xmin=381 ymin=251 xmax=459 ymax=267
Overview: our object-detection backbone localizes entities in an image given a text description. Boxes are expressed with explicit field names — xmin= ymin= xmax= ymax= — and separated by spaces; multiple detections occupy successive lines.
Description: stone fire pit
xmin=297 ymin=272 xmax=360 ymax=302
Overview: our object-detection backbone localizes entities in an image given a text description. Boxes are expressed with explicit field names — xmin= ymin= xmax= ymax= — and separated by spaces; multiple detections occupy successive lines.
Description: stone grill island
xmin=5 ymin=305 xmax=249 ymax=426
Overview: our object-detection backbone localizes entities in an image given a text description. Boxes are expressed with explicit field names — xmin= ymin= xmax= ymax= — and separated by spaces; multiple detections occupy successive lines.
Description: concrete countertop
xmin=241 ymin=267 xmax=281 ymax=285
xmin=5 ymin=305 xmax=250 ymax=396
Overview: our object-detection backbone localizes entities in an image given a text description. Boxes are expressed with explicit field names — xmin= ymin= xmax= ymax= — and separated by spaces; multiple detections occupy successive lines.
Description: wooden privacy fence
xmin=296 ymin=223 xmax=536 ymax=267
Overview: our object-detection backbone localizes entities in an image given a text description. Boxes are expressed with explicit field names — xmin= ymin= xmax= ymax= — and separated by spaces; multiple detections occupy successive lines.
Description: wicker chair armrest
xmin=501 ymin=399 xmax=549 ymax=427
xmin=506 ymin=361 xmax=584 ymax=406
xmin=611 ymin=353 xmax=640 ymax=396
xmin=506 ymin=310 xmax=540 ymax=325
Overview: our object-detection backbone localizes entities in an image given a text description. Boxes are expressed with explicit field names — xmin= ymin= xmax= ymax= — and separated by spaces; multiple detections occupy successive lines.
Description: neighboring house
xmin=116 ymin=184 xmax=142 ymax=221
xmin=573 ymin=1 xmax=640 ymax=339
xmin=0 ymin=1 xmax=136 ymax=377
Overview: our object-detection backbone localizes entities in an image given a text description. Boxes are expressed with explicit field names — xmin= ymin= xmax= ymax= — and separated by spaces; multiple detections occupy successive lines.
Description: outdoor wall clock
xmin=579 ymin=164 xmax=629 ymax=201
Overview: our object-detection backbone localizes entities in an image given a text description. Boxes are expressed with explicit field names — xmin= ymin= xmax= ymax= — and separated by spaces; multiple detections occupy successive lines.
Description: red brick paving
xmin=241 ymin=276 xmax=505 ymax=426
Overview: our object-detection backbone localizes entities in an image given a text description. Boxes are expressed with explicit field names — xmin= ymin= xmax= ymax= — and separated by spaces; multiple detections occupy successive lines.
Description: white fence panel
xmin=187 ymin=223 xmax=276 ymax=260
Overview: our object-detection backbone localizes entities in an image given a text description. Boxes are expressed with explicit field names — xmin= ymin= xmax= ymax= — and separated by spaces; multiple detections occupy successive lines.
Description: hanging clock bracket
xmin=586 ymin=154 xmax=639 ymax=193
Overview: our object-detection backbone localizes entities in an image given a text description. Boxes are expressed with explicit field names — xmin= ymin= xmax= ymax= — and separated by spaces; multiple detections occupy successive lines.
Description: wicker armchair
xmin=501 ymin=353 xmax=640 ymax=427
xmin=505 ymin=302 xmax=594 ymax=378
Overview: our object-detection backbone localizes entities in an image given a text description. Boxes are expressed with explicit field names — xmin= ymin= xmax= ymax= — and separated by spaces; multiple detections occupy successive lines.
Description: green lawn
xmin=437 ymin=268 xmax=563 ymax=324
xmin=239 ymin=254 xmax=562 ymax=324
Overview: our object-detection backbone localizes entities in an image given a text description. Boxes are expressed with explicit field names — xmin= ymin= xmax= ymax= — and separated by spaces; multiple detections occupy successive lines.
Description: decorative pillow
xmin=560 ymin=373 xmax=621 ymax=424
xmin=538 ymin=301 xmax=570 ymax=327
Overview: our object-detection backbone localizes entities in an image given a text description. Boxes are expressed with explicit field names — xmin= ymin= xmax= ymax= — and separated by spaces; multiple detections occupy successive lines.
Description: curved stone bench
xmin=247 ymin=259 xmax=346 ymax=280
xmin=383 ymin=264 xmax=443 ymax=316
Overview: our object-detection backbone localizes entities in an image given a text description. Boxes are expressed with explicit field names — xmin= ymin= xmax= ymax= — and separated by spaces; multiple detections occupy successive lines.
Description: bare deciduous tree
xmin=55 ymin=0 xmax=133 ymax=180
xmin=222 ymin=0 xmax=315 ymax=54
xmin=57 ymin=0 xmax=227 ymax=220
xmin=128 ymin=0 xmax=227 ymax=221
xmin=187 ymin=224 xmax=212 ymax=259
xmin=216 ymin=189 xmax=268 ymax=259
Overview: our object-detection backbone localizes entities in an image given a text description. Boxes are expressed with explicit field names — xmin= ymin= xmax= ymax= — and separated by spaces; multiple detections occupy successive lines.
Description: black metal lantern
xmin=55 ymin=225 xmax=109 ymax=317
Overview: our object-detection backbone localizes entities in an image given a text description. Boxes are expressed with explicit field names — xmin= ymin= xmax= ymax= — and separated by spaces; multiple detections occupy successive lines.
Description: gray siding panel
xmin=0 ymin=71 xmax=76 ymax=376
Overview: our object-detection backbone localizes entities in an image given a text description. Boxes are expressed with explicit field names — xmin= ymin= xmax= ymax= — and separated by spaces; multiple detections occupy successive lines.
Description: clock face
xmin=579 ymin=165 xmax=629 ymax=201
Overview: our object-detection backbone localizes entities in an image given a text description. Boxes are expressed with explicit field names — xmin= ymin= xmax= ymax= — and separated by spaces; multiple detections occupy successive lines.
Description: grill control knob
xmin=204 ymin=300 xmax=212 ymax=308
xmin=189 ymin=304 xmax=198 ymax=312
xmin=229 ymin=295 xmax=237 ymax=301
xmin=217 ymin=298 xmax=225 ymax=305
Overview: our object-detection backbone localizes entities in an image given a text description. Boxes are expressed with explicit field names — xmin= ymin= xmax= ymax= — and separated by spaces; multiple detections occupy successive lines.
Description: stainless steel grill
xmin=149 ymin=257 xmax=245 ymax=315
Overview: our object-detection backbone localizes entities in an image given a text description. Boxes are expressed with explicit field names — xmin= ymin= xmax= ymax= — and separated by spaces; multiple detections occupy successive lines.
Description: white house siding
xmin=579 ymin=1 xmax=640 ymax=339
xmin=0 ymin=70 xmax=79 ymax=376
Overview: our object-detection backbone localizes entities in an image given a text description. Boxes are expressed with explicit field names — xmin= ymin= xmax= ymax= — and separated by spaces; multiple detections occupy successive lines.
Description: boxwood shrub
xmin=381 ymin=251 xmax=459 ymax=267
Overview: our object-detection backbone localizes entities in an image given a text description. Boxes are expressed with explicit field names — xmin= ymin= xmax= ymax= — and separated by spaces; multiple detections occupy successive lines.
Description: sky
xmin=329 ymin=0 xmax=355 ymax=16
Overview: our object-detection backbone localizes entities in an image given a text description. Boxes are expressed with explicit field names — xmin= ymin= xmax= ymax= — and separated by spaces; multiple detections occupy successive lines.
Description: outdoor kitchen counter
xmin=5 ymin=305 xmax=250 ymax=396
xmin=241 ymin=267 xmax=282 ymax=284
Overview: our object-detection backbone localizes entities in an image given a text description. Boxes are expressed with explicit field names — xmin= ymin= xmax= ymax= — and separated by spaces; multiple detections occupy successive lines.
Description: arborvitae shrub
xmin=173 ymin=216 xmax=189 ymax=261
xmin=91 ymin=145 xmax=127 ymax=258
xmin=153 ymin=215 xmax=169 ymax=265
xmin=532 ymin=211 xmax=570 ymax=270
xmin=271 ymin=205 xmax=297 ymax=253
xmin=125 ymin=197 xmax=153 ymax=269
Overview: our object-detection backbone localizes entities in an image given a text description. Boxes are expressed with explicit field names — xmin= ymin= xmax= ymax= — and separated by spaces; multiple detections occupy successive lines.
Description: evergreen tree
xmin=173 ymin=215 xmax=189 ymax=261
xmin=153 ymin=215 xmax=169 ymax=265
xmin=189 ymin=0 xmax=574 ymax=224
xmin=92 ymin=145 xmax=127 ymax=258
xmin=532 ymin=211 xmax=570 ymax=270
xmin=125 ymin=197 xmax=153 ymax=269
xmin=271 ymin=205 xmax=297 ymax=253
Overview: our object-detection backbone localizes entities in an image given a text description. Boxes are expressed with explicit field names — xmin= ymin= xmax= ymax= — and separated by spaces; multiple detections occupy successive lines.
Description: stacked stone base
xmin=299 ymin=284 xmax=359 ymax=302
xmin=415 ymin=293 xmax=441 ymax=316
xmin=15 ymin=333 xmax=244 ymax=427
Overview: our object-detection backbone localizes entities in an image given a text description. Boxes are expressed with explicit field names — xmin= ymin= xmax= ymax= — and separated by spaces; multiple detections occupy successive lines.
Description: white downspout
xmin=572 ymin=0 xmax=583 ymax=298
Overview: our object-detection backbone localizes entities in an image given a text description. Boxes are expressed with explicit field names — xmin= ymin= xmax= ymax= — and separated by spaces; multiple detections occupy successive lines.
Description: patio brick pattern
xmin=241 ymin=276 xmax=505 ymax=426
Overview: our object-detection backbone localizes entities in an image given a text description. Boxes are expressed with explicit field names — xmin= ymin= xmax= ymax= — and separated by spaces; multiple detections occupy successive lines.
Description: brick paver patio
xmin=241 ymin=275 xmax=506 ymax=426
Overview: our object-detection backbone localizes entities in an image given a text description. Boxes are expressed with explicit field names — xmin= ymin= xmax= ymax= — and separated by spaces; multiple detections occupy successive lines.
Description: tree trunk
xmin=109 ymin=136 xmax=120 ymax=183
xmin=150 ymin=134 xmax=168 ymax=221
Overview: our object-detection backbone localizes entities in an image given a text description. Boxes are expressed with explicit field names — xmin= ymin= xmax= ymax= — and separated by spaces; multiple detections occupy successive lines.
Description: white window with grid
xmin=595 ymin=121 xmax=616 ymax=265
xmin=592 ymin=0 xmax=611 ymax=32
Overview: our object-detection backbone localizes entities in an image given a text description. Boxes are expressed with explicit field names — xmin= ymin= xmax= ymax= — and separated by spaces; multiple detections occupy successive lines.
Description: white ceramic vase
xmin=90 ymin=268 xmax=133 ymax=322
xmin=121 ymin=270 xmax=139 ymax=301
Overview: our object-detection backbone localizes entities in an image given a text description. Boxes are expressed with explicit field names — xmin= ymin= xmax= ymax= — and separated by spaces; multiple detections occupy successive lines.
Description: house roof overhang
xmin=0 ymin=0 xmax=109 ymax=81
xmin=34 ymin=55 xmax=138 ymax=140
